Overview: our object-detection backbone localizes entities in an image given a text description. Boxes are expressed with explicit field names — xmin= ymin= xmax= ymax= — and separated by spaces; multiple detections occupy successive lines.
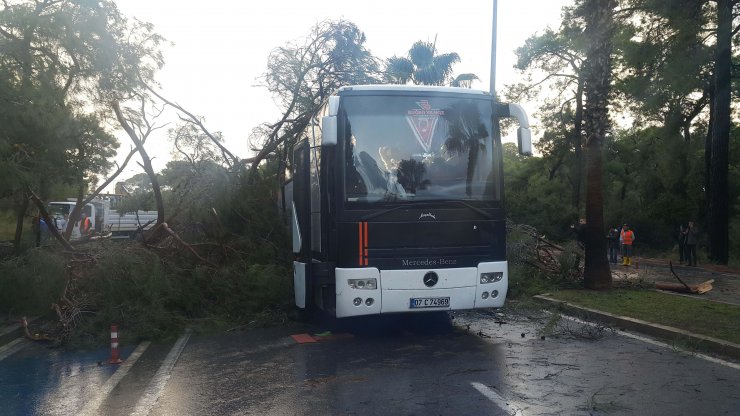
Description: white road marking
xmin=130 ymin=330 xmax=192 ymax=416
xmin=0 ymin=338 xmax=26 ymax=361
xmin=0 ymin=323 xmax=21 ymax=338
xmin=79 ymin=341 xmax=151 ymax=416
xmin=471 ymin=382 xmax=524 ymax=416
xmin=560 ymin=315 xmax=740 ymax=371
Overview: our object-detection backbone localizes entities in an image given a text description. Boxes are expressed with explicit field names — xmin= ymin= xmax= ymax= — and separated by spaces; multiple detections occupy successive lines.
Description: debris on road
xmin=655 ymin=262 xmax=714 ymax=294
xmin=21 ymin=316 xmax=57 ymax=343
xmin=290 ymin=333 xmax=318 ymax=344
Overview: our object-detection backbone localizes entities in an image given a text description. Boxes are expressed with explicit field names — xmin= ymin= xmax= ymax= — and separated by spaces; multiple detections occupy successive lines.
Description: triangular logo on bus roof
xmin=406 ymin=100 xmax=444 ymax=153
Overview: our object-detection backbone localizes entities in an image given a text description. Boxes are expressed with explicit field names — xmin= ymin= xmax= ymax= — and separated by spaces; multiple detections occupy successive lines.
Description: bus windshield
xmin=342 ymin=94 xmax=500 ymax=205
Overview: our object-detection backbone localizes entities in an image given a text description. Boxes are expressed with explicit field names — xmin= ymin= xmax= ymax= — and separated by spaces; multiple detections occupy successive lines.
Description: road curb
xmin=533 ymin=294 xmax=740 ymax=360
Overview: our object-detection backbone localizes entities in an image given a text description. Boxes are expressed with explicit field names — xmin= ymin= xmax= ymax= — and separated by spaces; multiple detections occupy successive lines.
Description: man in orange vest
xmin=620 ymin=224 xmax=635 ymax=266
xmin=80 ymin=212 xmax=92 ymax=236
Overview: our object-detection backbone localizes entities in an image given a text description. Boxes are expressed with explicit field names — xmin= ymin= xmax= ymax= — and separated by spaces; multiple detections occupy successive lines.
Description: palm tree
xmin=581 ymin=0 xmax=616 ymax=290
xmin=385 ymin=39 xmax=477 ymax=87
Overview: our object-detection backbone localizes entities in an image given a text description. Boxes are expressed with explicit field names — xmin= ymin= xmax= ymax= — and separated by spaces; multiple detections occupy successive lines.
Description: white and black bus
xmin=289 ymin=85 xmax=531 ymax=318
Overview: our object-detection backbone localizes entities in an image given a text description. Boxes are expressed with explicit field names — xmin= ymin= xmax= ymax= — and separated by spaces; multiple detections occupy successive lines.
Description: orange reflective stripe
xmin=364 ymin=222 xmax=368 ymax=248
xmin=358 ymin=222 xmax=369 ymax=266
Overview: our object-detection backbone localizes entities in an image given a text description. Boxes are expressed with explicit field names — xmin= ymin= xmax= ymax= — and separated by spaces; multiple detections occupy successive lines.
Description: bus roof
xmin=338 ymin=84 xmax=490 ymax=96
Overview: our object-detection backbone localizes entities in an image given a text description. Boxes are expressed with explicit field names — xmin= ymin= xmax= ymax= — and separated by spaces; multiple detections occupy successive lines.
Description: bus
xmin=289 ymin=84 xmax=531 ymax=318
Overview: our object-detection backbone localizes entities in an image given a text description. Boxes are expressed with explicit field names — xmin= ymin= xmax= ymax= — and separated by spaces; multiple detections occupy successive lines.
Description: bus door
xmin=292 ymin=140 xmax=312 ymax=308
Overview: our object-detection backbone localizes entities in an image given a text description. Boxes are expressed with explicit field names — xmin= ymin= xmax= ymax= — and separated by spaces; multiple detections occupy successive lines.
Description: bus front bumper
xmin=335 ymin=262 xmax=508 ymax=318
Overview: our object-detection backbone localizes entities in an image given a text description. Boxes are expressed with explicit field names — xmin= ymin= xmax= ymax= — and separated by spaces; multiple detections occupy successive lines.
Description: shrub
xmin=0 ymin=249 xmax=67 ymax=316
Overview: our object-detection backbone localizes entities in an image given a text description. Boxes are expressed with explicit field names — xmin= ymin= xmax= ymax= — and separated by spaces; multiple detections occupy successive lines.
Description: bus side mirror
xmin=322 ymin=116 xmax=337 ymax=146
xmin=517 ymin=127 xmax=532 ymax=156
xmin=508 ymin=103 xmax=532 ymax=156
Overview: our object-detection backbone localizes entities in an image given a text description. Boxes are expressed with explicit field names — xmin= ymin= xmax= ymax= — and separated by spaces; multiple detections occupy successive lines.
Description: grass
xmin=548 ymin=289 xmax=740 ymax=345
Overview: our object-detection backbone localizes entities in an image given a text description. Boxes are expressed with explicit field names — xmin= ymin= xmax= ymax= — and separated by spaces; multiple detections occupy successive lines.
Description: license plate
xmin=409 ymin=297 xmax=450 ymax=309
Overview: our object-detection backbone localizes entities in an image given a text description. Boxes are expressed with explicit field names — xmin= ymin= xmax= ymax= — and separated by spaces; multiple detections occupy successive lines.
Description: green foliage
xmin=613 ymin=0 xmax=711 ymax=130
xmin=507 ymin=263 xmax=559 ymax=300
xmin=1 ymin=0 xmax=166 ymax=251
xmin=2 ymin=237 xmax=292 ymax=347
xmin=502 ymin=0 xmax=740 ymax=265
xmin=69 ymin=246 xmax=180 ymax=345
xmin=0 ymin=249 xmax=67 ymax=316
xmin=503 ymin=143 xmax=577 ymax=239
xmin=0 ymin=153 xmax=295 ymax=346
xmin=502 ymin=123 xmax=724 ymax=253
xmin=225 ymin=164 xmax=290 ymax=265
xmin=193 ymin=263 xmax=292 ymax=320
xmin=253 ymin=19 xmax=380 ymax=179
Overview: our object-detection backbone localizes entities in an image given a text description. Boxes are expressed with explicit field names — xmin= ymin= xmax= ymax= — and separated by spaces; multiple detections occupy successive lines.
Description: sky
xmin=113 ymin=0 xmax=571 ymax=181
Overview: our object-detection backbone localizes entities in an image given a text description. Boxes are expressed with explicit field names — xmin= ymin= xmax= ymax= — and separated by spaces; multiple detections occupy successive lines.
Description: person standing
xmin=684 ymin=221 xmax=698 ymax=266
xmin=39 ymin=216 xmax=50 ymax=242
xmin=620 ymin=224 xmax=635 ymax=266
xmin=571 ymin=218 xmax=587 ymax=248
xmin=57 ymin=214 xmax=68 ymax=234
xmin=80 ymin=212 xmax=92 ymax=236
xmin=606 ymin=226 xmax=619 ymax=264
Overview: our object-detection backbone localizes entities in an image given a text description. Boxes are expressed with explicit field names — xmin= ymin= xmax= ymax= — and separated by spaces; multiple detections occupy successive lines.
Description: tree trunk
xmin=113 ymin=102 xmax=165 ymax=225
xmin=581 ymin=0 xmax=616 ymax=290
xmin=13 ymin=195 xmax=29 ymax=253
xmin=704 ymin=82 xmax=714 ymax=221
xmin=572 ymin=75 xmax=585 ymax=210
xmin=28 ymin=190 xmax=76 ymax=252
xmin=707 ymin=0 xmax=732 ymax=264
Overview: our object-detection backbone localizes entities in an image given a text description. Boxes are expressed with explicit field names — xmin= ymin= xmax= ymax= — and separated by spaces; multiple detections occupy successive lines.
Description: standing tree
xmin=0 ymin=0 xmax=166 ymax=247
xmin=707 ymin=0 xmax=736 ymax=264
xmin=581 ymin=0 xmax=617 ymax=289
xmin=507 ymin=22 xmax=587 ymax=211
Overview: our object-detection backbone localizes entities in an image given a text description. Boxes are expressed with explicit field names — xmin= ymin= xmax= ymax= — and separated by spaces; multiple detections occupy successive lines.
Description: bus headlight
xmin=480 ymin=272 xmax=503 ymax=284
xmin=348 ymin=278 xmax=377 ymax=290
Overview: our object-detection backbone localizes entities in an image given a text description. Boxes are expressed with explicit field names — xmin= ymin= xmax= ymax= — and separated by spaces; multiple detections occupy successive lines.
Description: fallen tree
xmin=507 ymin=221 xmax=583 ymax=280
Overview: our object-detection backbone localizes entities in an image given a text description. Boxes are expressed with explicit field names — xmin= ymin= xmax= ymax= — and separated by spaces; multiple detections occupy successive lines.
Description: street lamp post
xmin=490 ymin=0 xmax=498 ymax=99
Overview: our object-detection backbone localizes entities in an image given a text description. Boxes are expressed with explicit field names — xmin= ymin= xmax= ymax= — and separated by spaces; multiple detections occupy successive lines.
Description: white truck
xmin=48 ymin=198 xmax=158 ymax=239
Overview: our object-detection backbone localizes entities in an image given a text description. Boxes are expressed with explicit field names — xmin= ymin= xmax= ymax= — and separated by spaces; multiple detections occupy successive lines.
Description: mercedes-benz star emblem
xmin=423 ymin=271 xmax=438 ymax=287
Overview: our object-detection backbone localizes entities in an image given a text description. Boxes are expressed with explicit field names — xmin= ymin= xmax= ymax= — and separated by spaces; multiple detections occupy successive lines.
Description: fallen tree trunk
xmin=655 ymin=280 xmax=715 ymax=294
xmin=655 ymin=262 xmax=715 ymax=294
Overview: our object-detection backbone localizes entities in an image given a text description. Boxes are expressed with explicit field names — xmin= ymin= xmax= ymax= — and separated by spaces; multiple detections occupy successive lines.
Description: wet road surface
xmin=1 ymin=309 xmax=739 ymax=415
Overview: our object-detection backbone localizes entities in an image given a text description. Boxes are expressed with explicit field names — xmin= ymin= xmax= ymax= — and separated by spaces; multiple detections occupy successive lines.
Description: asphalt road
xmin=1 ymin=309 xmax=739 ymax=415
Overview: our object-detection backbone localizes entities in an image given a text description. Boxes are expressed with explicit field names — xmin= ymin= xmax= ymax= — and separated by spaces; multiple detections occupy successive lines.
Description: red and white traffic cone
xmin=109 ymin=324 xmax=123 ymax=364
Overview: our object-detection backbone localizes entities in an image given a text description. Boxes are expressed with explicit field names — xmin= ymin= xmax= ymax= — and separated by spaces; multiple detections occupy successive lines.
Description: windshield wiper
xmin=360 ymin=200 xmax=494 ymax=221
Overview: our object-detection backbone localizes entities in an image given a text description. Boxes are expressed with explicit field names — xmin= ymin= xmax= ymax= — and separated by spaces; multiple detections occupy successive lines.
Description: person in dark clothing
xmin=684 ymin=221 xmax=698 ymax=266
xmin=678 ymin=224 xmax=687 ymax=264
xmin=571 ymin=218 xmax=586 ymax=248
xmin=606 ymin=226 xmax=619 ymax=264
